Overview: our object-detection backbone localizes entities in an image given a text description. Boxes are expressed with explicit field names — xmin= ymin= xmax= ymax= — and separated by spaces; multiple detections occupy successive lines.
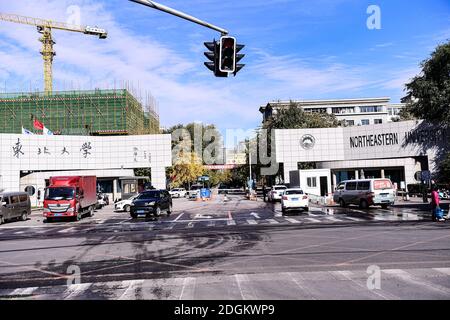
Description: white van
xmin=333 ymin=179 xmax=396 ymax=209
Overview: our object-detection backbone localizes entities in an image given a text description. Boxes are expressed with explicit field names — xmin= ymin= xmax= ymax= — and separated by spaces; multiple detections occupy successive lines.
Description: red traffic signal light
xmin=219 ymin=36 xmax=237 ymax=73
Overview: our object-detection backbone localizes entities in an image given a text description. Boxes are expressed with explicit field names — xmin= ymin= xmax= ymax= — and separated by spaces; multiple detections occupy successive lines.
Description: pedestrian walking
xmin=431 ymin=186 xmax=444 ymax=222
xmin=263 ymin=185 xmax=267 ymax=202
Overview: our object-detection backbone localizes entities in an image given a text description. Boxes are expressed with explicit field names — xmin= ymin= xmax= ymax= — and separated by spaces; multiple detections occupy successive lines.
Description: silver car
xmin=333 ymin=179 xmax=396 ymax=209
xmin=0 ymin=192 xmax=31 ymax=224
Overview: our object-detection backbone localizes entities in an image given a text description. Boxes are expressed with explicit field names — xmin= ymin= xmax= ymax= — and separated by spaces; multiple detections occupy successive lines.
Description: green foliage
xmin=438 ymin=152 xmax=450 ymax=182
xmin=401 ymin=41 xmax=450 ymax=124
xmin=264 ymin=101 xmax=340 ymax=130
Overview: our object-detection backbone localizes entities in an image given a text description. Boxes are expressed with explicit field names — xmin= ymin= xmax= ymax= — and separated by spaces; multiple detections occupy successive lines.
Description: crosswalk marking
xmin=266 ymin=219 xmax=279 ymax=224
xmin=118 ymin=280 xmax=144 ymax=300
xmin=433 ymin=268 xmax=450 ymax=276
xmin=58 ymin=227 xmax=76 ymax=233
xmin=11 ymin=287 xmax=38 ymax=296
xmin=63 ymin=283 xmax=92 ymax=300
xmin=246 ymin=219 xmax=258 ymax=225
xmin=307 ymin=213 xmax=319 ymax=217
xmin=343 ymin=216 xmax=363 ymax=222
xmin=284 ymin=217 xmax=301 ymax=224
xmin=324 ymin=216 xmax=344 ymax=222
xmin=304 ymin=217 xmax=321 ymax=223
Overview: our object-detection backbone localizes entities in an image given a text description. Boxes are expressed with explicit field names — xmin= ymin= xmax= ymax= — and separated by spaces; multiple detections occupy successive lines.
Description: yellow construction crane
xmin=0 ymin=13 xmax=107 ymax=93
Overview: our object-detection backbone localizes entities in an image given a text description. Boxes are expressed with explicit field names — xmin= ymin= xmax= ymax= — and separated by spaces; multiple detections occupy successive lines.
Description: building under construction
xmin=0 ymin=89 xmax=160 ymax=135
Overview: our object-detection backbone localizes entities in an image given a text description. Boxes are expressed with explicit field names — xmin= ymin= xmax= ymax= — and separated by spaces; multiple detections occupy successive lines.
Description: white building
xmin=260 ymin=97 xmax=405 ymax=127
xmin=0 ymin=134 xmax=171 ymax=206
xmin=275 ymin=120 xmax=449 ymax=196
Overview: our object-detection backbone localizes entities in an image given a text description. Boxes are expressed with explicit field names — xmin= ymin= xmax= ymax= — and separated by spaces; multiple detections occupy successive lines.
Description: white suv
xmin=169 ymin=188 xmax=187 ymax=198
xmin=281 ymin=189 xmax=309 ymax=214
xmin=268 ymin=185 xmax=287 ymax=202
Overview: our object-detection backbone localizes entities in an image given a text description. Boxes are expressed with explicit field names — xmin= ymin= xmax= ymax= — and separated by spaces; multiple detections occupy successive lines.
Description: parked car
xmin=333 ymin=178 xmax=396 ymax=209
xmin=95 ymin=193 xmax=109 ymax=209
xmin=281 ymin=189 xmax=309 ymax=214
xmin=0 ymin=192 xmax=31 ymax=224
xmin=169 ymin=188 xmax=187 ymax=198
xmin=114 ymin=194 xmax=138 ymax=212
xmin=268 ymin=185 xmax=288 ymax=202
xmin=187 ymin=184 xmax=203 ymax=199
xmin=130 ymin=190 xmax=172 ymax=218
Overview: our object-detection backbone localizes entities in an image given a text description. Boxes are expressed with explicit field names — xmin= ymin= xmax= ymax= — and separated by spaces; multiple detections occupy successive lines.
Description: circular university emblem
xmin=300 ymin=134 xmax=316 ymax=150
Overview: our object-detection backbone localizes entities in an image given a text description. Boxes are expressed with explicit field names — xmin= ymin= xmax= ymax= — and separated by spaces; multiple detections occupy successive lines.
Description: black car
xmin=130 ymin=190 xmax=172 ymax=218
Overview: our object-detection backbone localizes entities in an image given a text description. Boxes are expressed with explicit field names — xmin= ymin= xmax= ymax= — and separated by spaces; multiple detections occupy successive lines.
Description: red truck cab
xmin=43 ymin=176 xmax=97 ymax=222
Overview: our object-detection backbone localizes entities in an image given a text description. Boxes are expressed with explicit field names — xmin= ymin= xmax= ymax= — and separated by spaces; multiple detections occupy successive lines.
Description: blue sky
xmin=0 ymin=0 xmax=449 ymax=137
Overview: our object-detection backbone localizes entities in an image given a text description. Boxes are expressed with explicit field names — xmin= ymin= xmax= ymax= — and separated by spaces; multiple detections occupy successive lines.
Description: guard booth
xmin=118 ymin=176 xmax=150 ymax=201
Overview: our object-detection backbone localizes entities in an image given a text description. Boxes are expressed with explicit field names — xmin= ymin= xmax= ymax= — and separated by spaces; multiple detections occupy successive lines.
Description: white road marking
xmin=383 ymin=269 xmax=450 ymax=295
xmin=250 ymin=212 xmax=260 ymax=219
xmin=227 ymin=220 xmax=236 ymax=226
xmin=266 ymin=219 xmax=279 ymax=224
xmin=284 ymin=217 xmax=301 ymax=224
xmin=324 ymin=216 xmax=344 ymax=222
xmin=63 ymin=283 xmax=92 ymax=300
xmin=118 ymin=280 xmax=144 ymax=300
xmin=58 ymin=227 xmax=77 ymax=233
xmin=246 ymin=219 xmax=258 ymax=225
xmin=179 ymin=277 xmax=196 ymax=300
xmin=307 ymin=213 xmax=319 ymax=217
xmin=433 ymin=268 xmax=450 ymax=276
xmin=187 ymin=222 xmax=194 ymax=228
xmin=304 ymin=217 xmax=321 ymax=223
xmin=344 ymin=216 xmax=363 ymax=222
xmin=11 ymin=287 xmax=38 ymax=296
xmin=14 ymin=231 xmax=26 ymax=234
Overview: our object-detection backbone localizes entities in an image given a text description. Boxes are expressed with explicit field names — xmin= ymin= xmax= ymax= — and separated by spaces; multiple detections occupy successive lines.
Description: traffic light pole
xmin=129 ymin=0 xmax=229 ymax=35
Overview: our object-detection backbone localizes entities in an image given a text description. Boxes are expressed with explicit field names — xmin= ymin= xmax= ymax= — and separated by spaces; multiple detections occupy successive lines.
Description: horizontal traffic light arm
xmin=129 ymin=0 xmax=229 ymax=35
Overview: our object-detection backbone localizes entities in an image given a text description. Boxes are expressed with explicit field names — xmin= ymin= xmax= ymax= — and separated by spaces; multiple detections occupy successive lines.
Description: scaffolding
xmin=0 ymin=89 xmax=160 ymax=135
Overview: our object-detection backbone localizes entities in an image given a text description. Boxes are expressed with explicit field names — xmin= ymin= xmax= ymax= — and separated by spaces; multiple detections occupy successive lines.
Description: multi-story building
xmin=260 ymin=97 xmax=405 ymax=127
xmin=0 ymin=89 xmax=160 ymax=136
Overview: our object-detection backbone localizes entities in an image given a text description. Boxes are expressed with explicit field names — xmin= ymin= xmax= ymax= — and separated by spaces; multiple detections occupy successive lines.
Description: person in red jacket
xmin=431 ymin=186 xmax=444 ymax=222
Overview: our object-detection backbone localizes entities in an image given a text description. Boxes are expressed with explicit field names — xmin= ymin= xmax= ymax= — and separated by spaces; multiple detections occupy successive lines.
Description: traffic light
xmin=219 ymin=36 xmax=236 ymax=73
xmin=204 ymin=39 xmax=227 ymax=77
xmin=219 ymin=36 xmax=245 ymax=76
xmin=204 ymin=37 xmax=245 ymax=77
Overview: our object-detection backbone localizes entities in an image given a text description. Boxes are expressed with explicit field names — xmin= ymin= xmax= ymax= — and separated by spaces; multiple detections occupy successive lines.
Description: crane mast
xmin=0 ymin=13 xmax=107 ymax=94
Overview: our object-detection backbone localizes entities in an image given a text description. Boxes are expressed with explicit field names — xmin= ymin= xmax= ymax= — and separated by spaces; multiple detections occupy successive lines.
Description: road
xmin=0 ymin=195 xmax=449 ymax=300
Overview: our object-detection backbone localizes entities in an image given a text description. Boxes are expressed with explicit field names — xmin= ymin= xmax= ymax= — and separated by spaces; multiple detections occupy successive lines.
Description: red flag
xmin=33 ymin=119 xmax=44 ymax=130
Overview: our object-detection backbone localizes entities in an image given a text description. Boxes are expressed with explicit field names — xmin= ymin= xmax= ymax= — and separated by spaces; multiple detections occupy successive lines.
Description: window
xmin=345 ymin=120 xmax=355 ymax=126
xmin=285 ymin=190 xmax=304 ymax=195
xmin=387 ymin=108 xmax=393 ymax=116
xmin=374 ymin=119 xmax=383 ymax=124
xmin=346 ymin=182 xmax=357 ymax=190
xmin=360 ymin=106 xmax=383 ymax=113
xmin=361 ymin=119 xmax=370 ymax=125
xmin=332 ymin=107 xmax=355 ymax=114
xmin=337 ymin=183 xmax=345 ymax=191
xmin=307 ymin=177 xmax=317 ymax=188
xmin=11 ymin=195 xmax=20 ymax=204
xmin=357 ymin=181 xmax=370 ymax=191
xmin=19 ymin=194 xmax=28 ymax=202
xmin=1 ymin=196 xmax=10 ymax=205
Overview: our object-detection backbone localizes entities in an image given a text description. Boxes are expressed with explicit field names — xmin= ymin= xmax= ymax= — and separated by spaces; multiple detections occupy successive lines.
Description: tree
xmin=264 ymin=101 xmax=340 ymax=130
xmin=438 ymin=152 xmax=450 ymax=183
xmin=163 ymin=122 xmax=223 ymax=164
xmin=168 ymin=151 xmax=204 ymax=189
xmin=401 ymin=41 xmax=450 ymax=124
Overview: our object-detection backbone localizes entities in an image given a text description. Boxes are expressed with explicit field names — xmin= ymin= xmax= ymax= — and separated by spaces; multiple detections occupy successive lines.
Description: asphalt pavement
xmin=0 ymin=195 xmax=449 ymax=300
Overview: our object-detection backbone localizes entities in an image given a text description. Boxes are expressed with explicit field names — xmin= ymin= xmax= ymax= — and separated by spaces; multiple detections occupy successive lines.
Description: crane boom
xmin=0 ymin=13 xmax=107 ymax=38
xmin=0 ymin=12 xmax=107 ymax=93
